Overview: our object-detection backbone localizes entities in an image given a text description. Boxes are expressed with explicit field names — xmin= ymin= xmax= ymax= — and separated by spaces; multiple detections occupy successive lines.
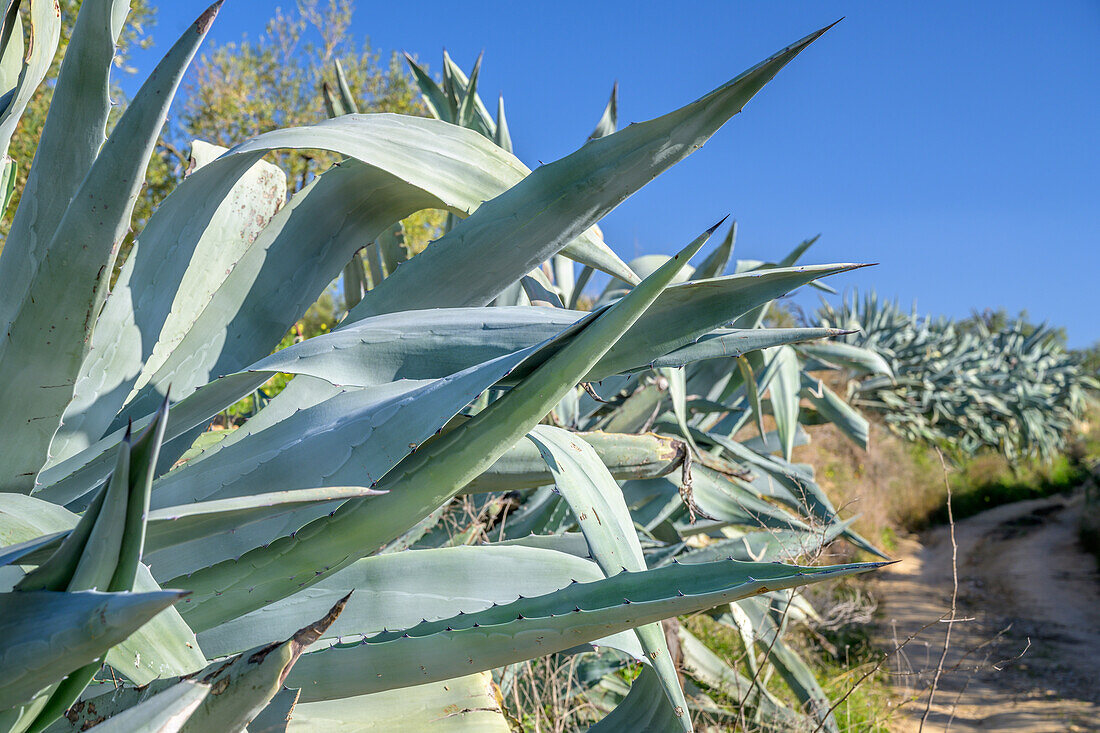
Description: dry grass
xmin=790 ymin=421 xmax=943 ymax=552
xmin=501 ymin=655 xmax=604 ymax=732
xmin=788 ymin=409 xmax=1097 ymax=555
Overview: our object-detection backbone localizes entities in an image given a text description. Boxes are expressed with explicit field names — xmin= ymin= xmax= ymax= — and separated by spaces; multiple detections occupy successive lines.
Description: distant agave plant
xmin=817 ymin=291 xmax=1098 ymax=461
xmin=0 ymin=2 xmax=884 ymax=731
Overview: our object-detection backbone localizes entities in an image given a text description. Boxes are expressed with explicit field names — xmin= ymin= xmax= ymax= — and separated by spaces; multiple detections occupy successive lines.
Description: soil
xmin=872 ymin=493 xmax=1100 ymax=732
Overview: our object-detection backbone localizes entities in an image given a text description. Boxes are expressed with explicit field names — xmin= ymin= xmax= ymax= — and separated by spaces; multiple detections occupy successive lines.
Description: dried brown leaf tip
xmin=292 ymin=590 xmax=352 ymax=652
xmin=196 ymin=1 xmax=224 ymax=35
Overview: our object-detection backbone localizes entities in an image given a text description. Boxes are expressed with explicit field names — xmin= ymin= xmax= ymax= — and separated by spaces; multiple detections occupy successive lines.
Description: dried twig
xmin=737 ymin=592 xmax=795 ymax=715
xmin=919 ymin=449 xmax=958 ymax=732
xmin=812 ymin=611 xmax=954 ymax=733
xmin=991 ymin=637 xmax=1031 ymax=672
xmin=580 ymin=382 xmax=610 ymax=403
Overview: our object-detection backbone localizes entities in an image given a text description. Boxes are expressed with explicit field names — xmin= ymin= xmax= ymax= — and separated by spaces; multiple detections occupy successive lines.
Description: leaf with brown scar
xmin=54 ymin=594 xmax=351 ymax=733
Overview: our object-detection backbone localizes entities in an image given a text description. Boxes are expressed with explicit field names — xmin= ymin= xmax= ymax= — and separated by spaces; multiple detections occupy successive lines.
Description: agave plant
xmin=817 ymin=290 xmax=1098 ymax=461
xmin=0 ymin=2 xmax=888 ymax=731
xmin=484 ymin=243 xmax=892 ymax=729
xmin=347 ymin=52 xmax=894 ymax=729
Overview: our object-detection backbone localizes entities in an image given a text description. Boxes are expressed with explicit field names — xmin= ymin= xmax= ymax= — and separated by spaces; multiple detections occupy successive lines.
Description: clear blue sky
xmin=134 ymin=1 xmax=1098 ymax=347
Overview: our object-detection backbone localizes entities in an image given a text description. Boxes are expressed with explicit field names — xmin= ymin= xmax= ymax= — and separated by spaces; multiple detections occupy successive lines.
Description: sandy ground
xmin=872 ymin=493 xmax=1100 ymax=732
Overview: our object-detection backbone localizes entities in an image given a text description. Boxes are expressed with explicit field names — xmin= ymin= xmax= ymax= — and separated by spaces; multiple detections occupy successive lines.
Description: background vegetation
xmin=0 ymin=2 xmax=1094 ymax=731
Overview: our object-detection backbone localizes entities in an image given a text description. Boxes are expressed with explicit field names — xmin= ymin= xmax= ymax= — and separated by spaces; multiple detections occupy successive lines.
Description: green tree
xmin=1072 ymin=341 xmax=1100 ymax=378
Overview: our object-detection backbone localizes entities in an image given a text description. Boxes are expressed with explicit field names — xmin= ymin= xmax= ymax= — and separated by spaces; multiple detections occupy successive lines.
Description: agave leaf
xmin=777 ymin=235 xmax=821 ymax=268
xmin=521 ymin=273 xmax=564 ymax=308
xmin=59 ymin=598 xmax=348 ymax=733
xmin=440 ymin=50 xmax=458 ymax=109
xmin=0 ymin=493 xmax=83 ymax=567
xmin=104 ymin=568 xmax=207 ymax=684
xmin=283 ymin=557 xmax=884 ymax=700
xmin=347 ymin=269 xmax=862 ymax=388
xmin=17 ymin=400 xmax=168 ymax=593
xmin=493 ymin=486 xmax=575 ymax=539
xmin=193 ymin=545 xmax=637 ymax=660
xmin=796 ymin=340 xmax=893 ymax=377
xmin=1 ymin=500 xmax=206 ymax=684
xmin=674 ymin=521 xmax=855 ymax=567
xmin=496 ymin=532 xmax=593 ymax=558
xmin=0 ymin=532 xmax=67 ymax=570
xmin=402 ymin=52 xmax=453 ymax=122
xmin=0 ymin=2 xmax=222 ymax=492
xmin=735 ymin=355 xmax=768 ymax=441
xmin=739 ymin=234 xmax=836 ymax=296
xmin=587 ymin=81 xmax=619 ymax=141
xmin=376 ymin=221 xmax=408 ymax=277
xmin=441 ymin=50 xmax=496 ymax=138
xmin=766 ymin=636 xmax=839 ymax=733
xmin=624 ymin=464 xmax=810 ymax=534
xmin=767 ymin=346 xmax=803 ymax=461
xmin=455 ymin=52 xmax=483 ymax=130
xmin=494 ymin=94 xmax=513 ymax=152
xmin=362 ymin=240 xmax=386 ymax=292
xmin=346 ymin=25 xmax=835 ymax=326
xmin=597 ymin=255 xmax=693 ymax=308
xmin=463 ymin=431 xmax=685 ymax=494
xmin=2 ymin=488 xmax=394 ymax=569
xmin=737 ymin=598 xmax=838 ymax=733
xmin=11 ymin=401 xmax=202 ymax=712
xmin=0 ymin=7 xmax=24 ymax=98
xmin=49 ymin=140 xmax=286 ymax=465
xmin=146 ymin=487 xmax=385 ymax=555
xmin=552 ymin=384 xmax=582 ymax=428
xmin=286 ymin=673 xmax=509 ymax=732
xmin=569 ymin=265 xmax=594 ymax=309
xmin=659 ymin=367 xmax=700 ymax=457
xmin=42 ymin=261 xmax=859 ymax=508
xmin=684 ymin=464 xmax=815 ymax=531
xmin=38 ymin=314 xmax=570 ymax=507
xmin=149 ymin=343 xmax=539 ymax=511
xmin=655 ymin=328 xmax=845 ymax=372
xmin=171 ymin=224 xmax=715 ymax=628
xmin=527 ymin=426 xmax=691 ymax=730
xmin=582 ymin=265 xmax=864 ymax=379
xmin=332 ymin=58 xmax=359 ymax=114
xmin=0 ymin=589 xmax=186 ymax=711
xmin=247 ymin=688 xmax=299 ymax=733
xmin=83 ymin=681 xmax=210 ymax=733
xmin=689 ymin=428 xmax=887 ymax=559
xmin=342 ymin=252 xmax=367 ymax=310
xmin=0 ymin=154 xmax=15 ymax=217
xmin=321 ymin=80 xmax=346 ymax=118
xmin=692 ymin=427 xmax=818 ymax=504
xmin=588 ymin=666 xmax=683 ymax=732
xmin=108 ymin=116 xmax=633 ymax=429
xmin=694 ymin=220 xmax=736 ymax=279
xmin=601 ymin=383 xmax=662 ymax=434
xmin=801 ymin=373 xmax=869 ymax=449
xmin=740 ymin=424 xmax=811 ymax=453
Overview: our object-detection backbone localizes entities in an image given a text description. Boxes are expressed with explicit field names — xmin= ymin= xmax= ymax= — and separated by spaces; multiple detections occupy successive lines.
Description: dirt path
xmin=872 ymin=493 xmax=1100 ymax=732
